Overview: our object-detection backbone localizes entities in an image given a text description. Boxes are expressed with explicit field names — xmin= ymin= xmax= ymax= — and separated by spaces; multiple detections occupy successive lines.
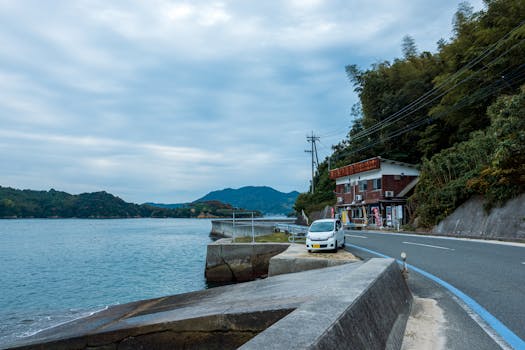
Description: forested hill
xmin=195 ymin=186 xmax=300 ymax=215
xmin=295 ymin=0 xmax=525 ymax=227
xmin=0 ymin=186 xmax=255 ymax=219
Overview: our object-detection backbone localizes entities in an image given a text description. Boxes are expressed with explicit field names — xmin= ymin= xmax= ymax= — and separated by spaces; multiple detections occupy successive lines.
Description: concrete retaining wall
xmin=433 ymin=194 xmax=525 ymax=240
xmin=205 ymin=239 xmax=289 ymax=282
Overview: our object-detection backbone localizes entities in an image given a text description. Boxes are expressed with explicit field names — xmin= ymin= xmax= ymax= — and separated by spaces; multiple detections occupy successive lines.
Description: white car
xmin=306 ymin=218 xmax=345 ymax=252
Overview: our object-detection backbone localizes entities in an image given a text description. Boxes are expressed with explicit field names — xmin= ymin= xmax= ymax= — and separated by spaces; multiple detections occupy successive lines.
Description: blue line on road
xmin=345 ymin=243 xmax=525 ymax=350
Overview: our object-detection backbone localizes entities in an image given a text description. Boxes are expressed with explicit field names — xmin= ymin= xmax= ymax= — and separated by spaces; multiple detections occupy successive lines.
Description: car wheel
xmin=342 ymin=236 xmax=345 ymax=247
xmin=308 ymin=249 xmax=312 ymax=253
xmin=334 ymin=240 xmax=338 ymax=253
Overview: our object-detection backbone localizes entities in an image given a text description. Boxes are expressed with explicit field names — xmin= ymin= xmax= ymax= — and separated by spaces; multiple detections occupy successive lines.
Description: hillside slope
xmin=196 ymin=186 xmax=299 ymax=215
xmin=0 ymin=186 xmax=251 ymax=218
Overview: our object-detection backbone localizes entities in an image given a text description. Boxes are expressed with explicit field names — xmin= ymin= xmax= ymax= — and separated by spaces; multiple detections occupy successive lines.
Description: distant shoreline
xmin=0 ymin=216 xmax=222 ymax=220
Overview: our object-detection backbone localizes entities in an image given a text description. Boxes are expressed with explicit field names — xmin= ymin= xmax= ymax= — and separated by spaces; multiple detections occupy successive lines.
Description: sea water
xmin=0 ymin=218 xmax=213 ymax=347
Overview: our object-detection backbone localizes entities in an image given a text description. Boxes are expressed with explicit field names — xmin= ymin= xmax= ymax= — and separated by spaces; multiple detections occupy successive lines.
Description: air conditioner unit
xmin=385 ymin=191 xmax=394 ymax=198
xmin=337 ymin=197 xmax=343 ymax=203
xmin=355 ymin=194 xmax=363 ymax=201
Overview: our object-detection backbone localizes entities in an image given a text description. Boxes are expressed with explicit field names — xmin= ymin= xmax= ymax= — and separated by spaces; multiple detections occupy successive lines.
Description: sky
xmin=0 ymin=0 xmax=484 ymax=203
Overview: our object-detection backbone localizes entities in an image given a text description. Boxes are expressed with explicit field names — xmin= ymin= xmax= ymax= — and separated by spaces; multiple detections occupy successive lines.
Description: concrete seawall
xmin=210 ymin=218 xmax=295 ymax=238
xmin=241 ymin=259 xmax=412 ymax=350
xmin=205 ymin=240 xmax=360 ymax=282
xmin=205 ymin=239 xmax=290 ymax=282
xmin=7 ymin=259 xmax=411 ymax=350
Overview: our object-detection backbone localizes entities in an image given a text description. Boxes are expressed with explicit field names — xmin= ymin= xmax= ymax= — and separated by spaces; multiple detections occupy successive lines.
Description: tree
xmin=402 ymin=35 xmax=418 ymax=59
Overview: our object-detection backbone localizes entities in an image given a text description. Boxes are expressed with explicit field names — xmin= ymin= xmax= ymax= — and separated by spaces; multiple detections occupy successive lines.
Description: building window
xmin=373 ymin=178 xmax=382 ymax=190
xmin=358 ymin=180 xmax=367 ymax=191
xmin=352 ymin=208 xmax=363 ymax=218
xmin=344 ymin=183 xmax=351 ymax=193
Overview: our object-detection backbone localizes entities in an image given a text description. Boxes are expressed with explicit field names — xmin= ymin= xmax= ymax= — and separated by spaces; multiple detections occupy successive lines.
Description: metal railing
xmin=232 ymin=211 xmax=258 ymax=243
xmin=274 ymin=223 xmax=308 ymax=243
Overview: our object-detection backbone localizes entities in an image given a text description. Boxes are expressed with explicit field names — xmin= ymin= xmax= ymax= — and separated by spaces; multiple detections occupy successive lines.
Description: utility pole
xmin=305 ymin=131 xmax=320 ymax=194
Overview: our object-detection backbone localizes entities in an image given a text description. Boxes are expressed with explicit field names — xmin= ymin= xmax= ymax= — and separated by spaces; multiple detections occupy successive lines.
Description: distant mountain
xmin=195 ymin=186 xmax=299 ymax=215
xmin=0 ymin=186 xmax=254 ymax=219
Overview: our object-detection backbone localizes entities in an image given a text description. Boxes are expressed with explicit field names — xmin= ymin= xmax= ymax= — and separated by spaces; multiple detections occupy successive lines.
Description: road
xmin=343 ymin=230 xmax=525 ymax=349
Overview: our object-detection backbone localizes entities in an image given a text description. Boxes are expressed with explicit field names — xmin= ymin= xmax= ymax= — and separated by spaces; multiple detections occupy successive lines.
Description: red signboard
xmin=329 ymin=157 xmax=381 ymax=179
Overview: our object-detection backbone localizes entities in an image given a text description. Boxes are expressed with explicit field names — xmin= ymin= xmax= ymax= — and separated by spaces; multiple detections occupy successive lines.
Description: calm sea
xmin=0 ymin=218 xmax=213 ymax=347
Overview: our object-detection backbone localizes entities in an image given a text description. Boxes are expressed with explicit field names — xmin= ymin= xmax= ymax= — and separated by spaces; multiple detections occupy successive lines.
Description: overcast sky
xmin=0 ymin=0 xmax=484 ymax=203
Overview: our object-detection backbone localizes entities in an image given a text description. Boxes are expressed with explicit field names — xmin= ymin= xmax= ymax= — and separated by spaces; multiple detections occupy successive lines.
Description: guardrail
xmin=274 ymin=223 xmax=308 ymax=243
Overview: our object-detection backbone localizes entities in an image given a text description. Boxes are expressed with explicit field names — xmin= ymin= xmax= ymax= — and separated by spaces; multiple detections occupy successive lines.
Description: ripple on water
xmin=0 ymin=218 xmax=213 ymax=347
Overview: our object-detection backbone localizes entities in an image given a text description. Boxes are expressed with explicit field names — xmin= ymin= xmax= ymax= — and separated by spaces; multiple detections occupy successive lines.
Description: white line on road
xmin=403 ymin=241 xmax=454 ymax=250
xmin=348 ymin=229 xmax=525 ymax=248
xmin=346 ymin=234 xmax=368 ymax=239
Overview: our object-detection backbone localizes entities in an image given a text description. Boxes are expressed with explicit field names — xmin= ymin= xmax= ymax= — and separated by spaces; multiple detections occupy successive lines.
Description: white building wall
xmin=380 ymin=163 xmax=419 ymax=176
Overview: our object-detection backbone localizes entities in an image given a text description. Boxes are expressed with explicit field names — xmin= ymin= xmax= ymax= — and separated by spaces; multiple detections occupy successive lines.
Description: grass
xmin=234 ymin=232 xmax=295 ymax=243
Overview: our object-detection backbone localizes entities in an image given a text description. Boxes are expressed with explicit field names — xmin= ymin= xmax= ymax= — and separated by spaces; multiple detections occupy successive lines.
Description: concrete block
xmin=204 ymin=264 xmax=233 ymax=282
xmin=205 ymin=243 xmax=288 ymax=282
xmin=268 ymin=243 xmax=358 ymax=276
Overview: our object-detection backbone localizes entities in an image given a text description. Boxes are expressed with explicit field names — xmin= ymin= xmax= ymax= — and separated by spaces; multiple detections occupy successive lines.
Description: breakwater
xmin=7 ymin=256 xmax=411 ymax=350
xmin=210 ymin=218 xmax=295 ymax=238
xmin=6 ymin=234 xmax=412 ymax=349
xmin=205 ymin=240 xmax=359 ymax=282
xmin=205 ymin=239 xmax=290 ymax=282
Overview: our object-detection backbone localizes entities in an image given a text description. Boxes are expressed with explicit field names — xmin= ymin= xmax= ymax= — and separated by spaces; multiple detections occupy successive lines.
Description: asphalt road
xmin=343 ymin=230 xmax=525 ymax=348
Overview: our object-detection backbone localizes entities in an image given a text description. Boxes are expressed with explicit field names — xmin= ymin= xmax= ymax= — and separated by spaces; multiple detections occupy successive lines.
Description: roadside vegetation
xmin=233 ymin=232 xmax=292 ymax=243
xmin=295 ymin=0 xmax=525 ymax=227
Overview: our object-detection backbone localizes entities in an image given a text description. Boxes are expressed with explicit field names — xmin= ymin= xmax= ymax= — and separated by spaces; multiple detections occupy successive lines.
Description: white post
xmin=232 ymin=212 xmax=236 ymax=242
xmin=251 ymin=212 xmax=255 ymax=243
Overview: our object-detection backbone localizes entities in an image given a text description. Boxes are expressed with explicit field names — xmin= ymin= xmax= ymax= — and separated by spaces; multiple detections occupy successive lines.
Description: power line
xmin=348 ymin=21 xmax=525 ymax=143
xmin=350 ymin=20 xmax=525 ymax=141
xmin=350 ymin=38 xmax=525 ymax=144
xmin=332 ymin=63 xmax=525 ymax=160
xmin=345 ymin=66 xmax=525 ymax=158
xmin=339 ymin=37 xmax=525 ymax=158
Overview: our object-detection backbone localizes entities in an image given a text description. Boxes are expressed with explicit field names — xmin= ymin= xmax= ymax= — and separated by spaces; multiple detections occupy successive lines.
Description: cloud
xmin=0 ymin=0 xmax=486 ymax=202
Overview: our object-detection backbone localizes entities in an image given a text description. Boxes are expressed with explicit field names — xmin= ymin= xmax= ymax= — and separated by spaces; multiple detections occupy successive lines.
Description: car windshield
xmin=309 ymin=221 xmax=334 ymax=232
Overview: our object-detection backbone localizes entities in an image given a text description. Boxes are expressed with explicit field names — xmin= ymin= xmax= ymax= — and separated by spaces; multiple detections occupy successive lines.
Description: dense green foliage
xmin=295 ymin=0 xmax=525 ymax=225
xmin=195 ymin=186 xmax=299 ymax=215
xmin=0 ymin=186 xmax=256 ymax=218
xmin=415 ymin=87 xmax=525 ymax=226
